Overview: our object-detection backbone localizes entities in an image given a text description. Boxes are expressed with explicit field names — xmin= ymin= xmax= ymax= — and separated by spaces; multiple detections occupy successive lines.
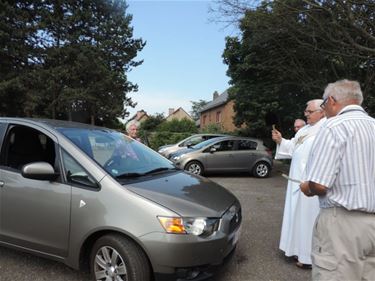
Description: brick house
xmin=199 ymin=90 xmax=237 ymax=132
xmin=166 ymin=107 xmax=193 ymax=122
xmin=125 ymin=110 xmax=149 ymax=130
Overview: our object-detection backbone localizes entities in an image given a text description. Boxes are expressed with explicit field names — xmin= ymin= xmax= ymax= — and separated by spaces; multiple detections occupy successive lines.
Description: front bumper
xmin=140 ymin=202 xmax=242 ymax=280
xmin=154 ymin=245 xmax=237 ymax=281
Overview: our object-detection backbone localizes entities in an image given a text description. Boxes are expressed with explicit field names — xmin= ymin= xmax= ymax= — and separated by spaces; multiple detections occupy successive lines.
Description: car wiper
xmin=115 ymin=172 xmax=144 ymax=178
xmin=115 ymin=167 xmax=177 ymax=179
xmin=143 ymin=167 xmax=176 ymax=175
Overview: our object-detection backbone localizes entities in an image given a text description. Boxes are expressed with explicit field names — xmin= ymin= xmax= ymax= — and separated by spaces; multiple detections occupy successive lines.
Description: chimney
xmin=168 ymin=108 xmax=175 ymax=116
xmin=213 ymin=91 xmax=219 ymax=100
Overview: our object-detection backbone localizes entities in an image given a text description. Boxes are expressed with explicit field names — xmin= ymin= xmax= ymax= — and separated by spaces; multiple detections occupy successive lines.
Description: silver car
xmin=170 ymin=136 xmax=273 ymax=177
xmin=158 ymin=133 xmax=227 ymax=158
xmin=0 ymin=118 xmax=241 ymax=281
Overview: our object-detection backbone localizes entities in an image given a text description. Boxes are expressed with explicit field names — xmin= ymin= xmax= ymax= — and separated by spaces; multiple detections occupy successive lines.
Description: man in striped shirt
xmin=300 ymin=79 xmax=375 ymax=280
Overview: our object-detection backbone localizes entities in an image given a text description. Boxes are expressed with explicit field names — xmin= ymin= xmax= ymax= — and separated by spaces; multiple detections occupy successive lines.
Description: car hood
xmin=170 ymin=147 xmax=195 ymax=158
xmin=158 ymin=144 xmax=173 ymax=150
xmin=127 ymin=171 xmax=237 ymax=217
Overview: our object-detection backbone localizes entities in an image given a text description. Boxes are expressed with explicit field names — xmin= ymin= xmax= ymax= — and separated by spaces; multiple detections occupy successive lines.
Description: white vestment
xmin=276 ymin=118 xmax=326 ymax=264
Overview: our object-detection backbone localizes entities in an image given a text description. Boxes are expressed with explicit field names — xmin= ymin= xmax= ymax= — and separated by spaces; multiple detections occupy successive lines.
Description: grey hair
xmin=126 ymin=120 xmax=140 ymax=132
xmin=306 ymin=99 xmax=324 ymax=110
xmin=323 ymin=79 xmax=363 ymax=105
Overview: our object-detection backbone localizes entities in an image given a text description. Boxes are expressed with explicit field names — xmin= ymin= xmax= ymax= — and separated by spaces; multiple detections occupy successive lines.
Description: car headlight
xmin=158 ymin=216 xmax=220 ymax=237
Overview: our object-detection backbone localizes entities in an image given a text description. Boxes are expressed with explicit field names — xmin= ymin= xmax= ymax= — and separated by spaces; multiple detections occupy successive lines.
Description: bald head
xmin=294 ymin=119 xmax=306 ymax=132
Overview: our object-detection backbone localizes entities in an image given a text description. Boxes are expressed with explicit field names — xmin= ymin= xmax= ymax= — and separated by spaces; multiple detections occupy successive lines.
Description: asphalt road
xmin=0 ymin=161 xmax=311 ymax=281
xmin=212 ymin=161 xmax=311 ymax=281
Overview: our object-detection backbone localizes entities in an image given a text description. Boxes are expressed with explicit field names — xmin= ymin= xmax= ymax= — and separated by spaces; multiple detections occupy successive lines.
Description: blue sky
xmin=125 ymin=0 xmax=236 ymax=120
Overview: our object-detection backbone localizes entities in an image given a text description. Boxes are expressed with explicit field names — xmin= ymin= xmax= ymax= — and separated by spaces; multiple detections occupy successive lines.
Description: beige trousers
xmin=312 ymin=207 xmax=375 ymax=281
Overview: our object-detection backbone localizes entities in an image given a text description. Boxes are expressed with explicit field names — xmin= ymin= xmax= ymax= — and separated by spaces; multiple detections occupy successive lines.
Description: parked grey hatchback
xmin=157 ymin=133 xmax=227 ymax=159
xmin=170 ymin=136 xmax=273 ymax=177
xmin=0 ymin=118 xmax=241 ymax=281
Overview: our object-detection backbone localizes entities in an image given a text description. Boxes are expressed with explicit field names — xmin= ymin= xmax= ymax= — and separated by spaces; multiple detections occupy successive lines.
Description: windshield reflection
xmin=191 ymin=137 xmax=223 ymax=150
xmin=58 ymin=128 xmax=175 ymax=178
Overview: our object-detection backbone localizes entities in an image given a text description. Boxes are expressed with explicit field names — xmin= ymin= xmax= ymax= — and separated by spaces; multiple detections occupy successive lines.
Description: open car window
xmin=2 ymin=125 xmax=56 ymax=171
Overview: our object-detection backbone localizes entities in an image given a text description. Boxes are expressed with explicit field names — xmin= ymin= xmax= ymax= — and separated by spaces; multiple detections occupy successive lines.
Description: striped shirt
xmin=305 ymin=105 xmax=375 ymax=212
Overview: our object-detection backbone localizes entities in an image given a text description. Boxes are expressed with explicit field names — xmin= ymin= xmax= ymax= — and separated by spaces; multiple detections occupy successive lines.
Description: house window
xmin=216 ymin=111 xmax=221 ymax=123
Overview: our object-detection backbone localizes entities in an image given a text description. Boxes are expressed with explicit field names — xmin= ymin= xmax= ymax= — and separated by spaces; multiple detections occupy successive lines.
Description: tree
xmin=39 ymin=0 xmax=145 ymax=124
xmin=215 ymin=0 xmax=374 ymax=139
xmin=190 ymin=99 xmax=208 ymax=121
xmin=143 ymin=117 xmax=198 ymax=150
xmin=158 ymin=118 xmax=198 ymax=133
xmin=0 ymin=0 xmax=145 ymax=125
xmin=0 ymin=0 xmax=43 ymax=116
xmin=139 ymin=113 xmax=165 ymax=131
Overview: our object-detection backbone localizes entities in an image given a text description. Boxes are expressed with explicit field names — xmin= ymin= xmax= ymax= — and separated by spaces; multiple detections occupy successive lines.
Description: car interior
xmin=3 ymin=125 xmax=56 ymax=170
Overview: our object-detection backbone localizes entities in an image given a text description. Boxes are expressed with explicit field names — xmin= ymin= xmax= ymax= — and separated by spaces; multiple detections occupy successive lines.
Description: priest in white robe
xmin=272 ymin=99 xmax=326 ymax=267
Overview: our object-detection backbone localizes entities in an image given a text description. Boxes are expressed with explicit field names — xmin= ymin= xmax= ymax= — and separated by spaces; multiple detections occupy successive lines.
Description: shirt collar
xmin=338 ymin=104 xmax=365 ymax=115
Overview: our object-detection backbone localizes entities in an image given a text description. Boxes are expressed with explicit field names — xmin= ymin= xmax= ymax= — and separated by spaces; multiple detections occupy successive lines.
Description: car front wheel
xmin=90 ymin=234 xmax=150 ymax=281
xmin=252 ymin=161 xmax=271 ymax=178
xmin=185 ymin=161 xmax=204 ymax=175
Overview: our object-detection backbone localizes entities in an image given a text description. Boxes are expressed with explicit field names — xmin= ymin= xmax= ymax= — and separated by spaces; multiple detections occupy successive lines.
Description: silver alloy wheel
xmin=187 ymin=163 xmax=202 ymax=175
xmin=94 ymin=246 xmax=128 ymax=281
xmin=255 ymin=163 xmax=269 ymax=177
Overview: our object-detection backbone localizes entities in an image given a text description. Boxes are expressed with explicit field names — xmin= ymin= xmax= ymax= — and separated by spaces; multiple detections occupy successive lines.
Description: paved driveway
xmin=212 ymin=161 xmax=311 ymax=281
xmin=0 ymin=161 xmax=311 ymax=281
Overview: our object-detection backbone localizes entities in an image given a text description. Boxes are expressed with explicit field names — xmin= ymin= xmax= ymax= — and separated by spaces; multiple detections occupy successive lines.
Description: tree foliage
xmin=139 ymin=113 xmax=165 ymax=131
xmin=190 ymin=99 xmax=208 ymax=121
xmin=0 ymin=0 xmax=144 ymax=125
xmin=157 ymin=118 xmax=198 ymax=133
xmin=141 ymin=117 xmax=198 ymax=150
xmin=200 ymin=123 xmax=227 ymax=134
xmin=215 ymin=0 xmax=375 ymax=139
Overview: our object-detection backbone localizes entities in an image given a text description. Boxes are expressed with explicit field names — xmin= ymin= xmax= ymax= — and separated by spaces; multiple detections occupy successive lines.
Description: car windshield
xmin=57 ymin=128 xmax=175 ymax=178
xmin=191 ymin=137 xmax=223 ymax=150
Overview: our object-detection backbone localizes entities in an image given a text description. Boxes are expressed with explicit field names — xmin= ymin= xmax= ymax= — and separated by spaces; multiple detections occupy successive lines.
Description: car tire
xmin=252 ymin=161 xmax=271 ymax=178
xmin=90 ymin=234 xmax=150 ymax=281
xmin=185 ymin=161 xmax=204 ymax=175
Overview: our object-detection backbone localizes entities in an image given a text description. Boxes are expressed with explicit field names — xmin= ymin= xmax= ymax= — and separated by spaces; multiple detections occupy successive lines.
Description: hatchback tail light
xmin=266 ymin=148 xmax=273 ymax=157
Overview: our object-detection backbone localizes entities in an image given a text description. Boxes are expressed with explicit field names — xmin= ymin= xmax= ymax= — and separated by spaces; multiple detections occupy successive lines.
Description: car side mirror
xmin=185 ymin=141 xmax=193 ymax=148
xmin=22 ymin=162 xmax=59 ymax=181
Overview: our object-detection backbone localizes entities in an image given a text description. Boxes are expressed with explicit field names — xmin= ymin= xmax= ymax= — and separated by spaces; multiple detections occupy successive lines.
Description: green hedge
xmin=141 ymin=131 xmax=192 ymax=150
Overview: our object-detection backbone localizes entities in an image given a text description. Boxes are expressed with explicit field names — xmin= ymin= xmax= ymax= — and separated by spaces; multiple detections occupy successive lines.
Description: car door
xmin=230 ymin=140 xmax=259 ymax=172
xmin=0 ymin=124 xmax=71 ymax=257
xmin=205 ymin=140 xmax=236 ymax=171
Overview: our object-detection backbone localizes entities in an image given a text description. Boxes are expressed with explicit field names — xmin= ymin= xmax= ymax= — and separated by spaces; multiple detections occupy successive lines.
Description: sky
xmin=125 ymin=0 xmax=237 ymax=121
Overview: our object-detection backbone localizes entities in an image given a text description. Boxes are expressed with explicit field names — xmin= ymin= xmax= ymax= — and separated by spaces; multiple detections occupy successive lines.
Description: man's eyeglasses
xmin=320 ymin=97 xmax=329 ymax=109
xmin=304 ymin=109 xmax=321 ymax=114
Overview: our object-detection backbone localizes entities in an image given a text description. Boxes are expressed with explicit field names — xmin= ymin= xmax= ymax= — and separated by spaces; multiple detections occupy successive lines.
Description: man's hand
xmin=300 ymin=181 xmax=328 ymax=197
xmin=272 ymin=129 xmax=282 ymax=144
xmin=300 ymin=181 xmax=314 ymax=197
